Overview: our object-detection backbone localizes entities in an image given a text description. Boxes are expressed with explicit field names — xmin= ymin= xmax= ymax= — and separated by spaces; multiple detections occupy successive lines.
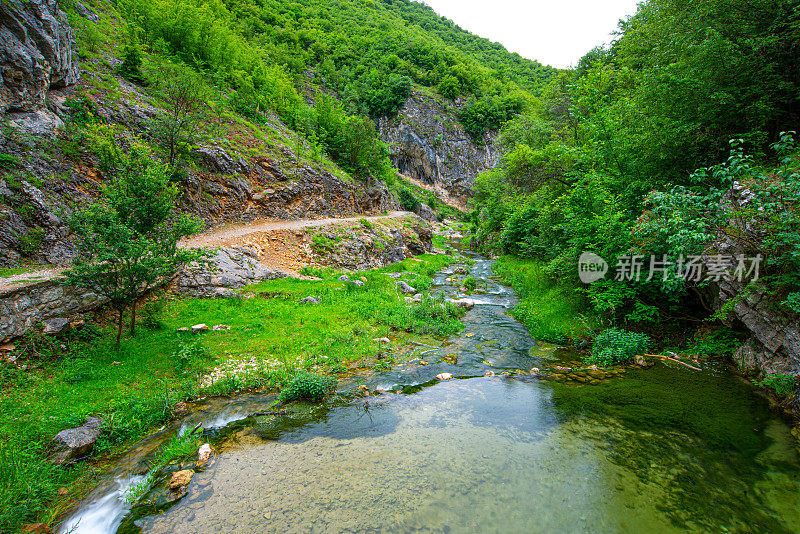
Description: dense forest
xmin=471 ymin=0 xmax=800 ymax=332
xmin=116 ymin=0 xmax=554 ymax=151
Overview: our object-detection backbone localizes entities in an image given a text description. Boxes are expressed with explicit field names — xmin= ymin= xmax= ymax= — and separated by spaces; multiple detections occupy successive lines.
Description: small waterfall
xmin=59 ymin=476 xmax=145 ymax=534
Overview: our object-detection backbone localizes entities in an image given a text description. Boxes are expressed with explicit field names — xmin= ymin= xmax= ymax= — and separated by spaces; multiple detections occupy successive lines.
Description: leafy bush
xmin=783 ymin=292 xmax=800 ymax=314
xmin=18 ymin=228 xmax=43 ymax=256
xmin=753 ymin=374 xmax=797 ymax=397
xmin=687 ymin=327 xmax=745 ymax=357
xmin=398 ymin=189 xmax=419 ymax=212
xmin=117 ymin=42 xmax=146 ymax=84
xmin=0 ymin=153 xmax=18 ymax=169
xmin=458 ymin=95 xmax=524 ymax=140
xmin=586 ymin=328 xmax=650 ymax=367
xmin=172 ymin=338 xmax=208 ymax=373
xmin=359 ymin=218 xmax=374 ymax=230
xmin=279 ymin=371 xmax=336 ymax=403
xmin=462 ymin=276 xmax=477 ymax=291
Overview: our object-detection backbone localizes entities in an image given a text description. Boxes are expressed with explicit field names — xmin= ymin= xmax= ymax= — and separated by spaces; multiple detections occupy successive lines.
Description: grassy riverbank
xmin=493 ymin=256 xmax=600 ymax=344
xmin=0 ymin=254 xmax=458 ymax=532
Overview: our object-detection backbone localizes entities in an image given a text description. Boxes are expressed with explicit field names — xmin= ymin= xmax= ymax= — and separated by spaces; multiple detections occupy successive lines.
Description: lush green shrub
xmin=0 ymin=154 xmax=18 ymax=169
xmin=279 ymin=371 xmax=336 ymax=403
xmin=586 ymin=329 xmax=650 ymax=366
xmin=458 ymin=95 xmax=524 ymax=140
xmin=171 ymin=338 xmax=208 ymax=373
xmin=117 ymin=42 xmax=146 ymax=85
xmin=753 ymin=374 xmax=797 ymax=397
xmin=398 ymin=189 xmax=419 ymax=212
xmin=462 ymin=276 xmax=477 ymax=291
xmin=18 ymin=228 xmax=44 ymax=256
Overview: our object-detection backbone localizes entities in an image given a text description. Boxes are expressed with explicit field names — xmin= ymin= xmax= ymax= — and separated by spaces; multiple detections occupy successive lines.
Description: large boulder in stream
xmin=47 ymin=417 xmax=102 ymax=465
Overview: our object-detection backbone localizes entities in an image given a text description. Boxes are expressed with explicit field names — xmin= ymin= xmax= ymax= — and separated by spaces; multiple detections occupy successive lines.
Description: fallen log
xmin=644 ymin=354 xmax=702 ymax=371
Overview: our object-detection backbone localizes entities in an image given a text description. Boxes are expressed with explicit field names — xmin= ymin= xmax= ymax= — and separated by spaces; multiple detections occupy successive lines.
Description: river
xmin=62 ymin=258 xmax=800 ymax=533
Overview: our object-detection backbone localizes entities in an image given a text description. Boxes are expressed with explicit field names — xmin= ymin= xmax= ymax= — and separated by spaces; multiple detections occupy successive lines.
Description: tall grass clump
xmin=586 ymin=328 xmax=650 ymax=367
xmin=494 ymin=257 xmax=599 ymax=344
xmin=0 ymin=440 xmax=69 ymax=531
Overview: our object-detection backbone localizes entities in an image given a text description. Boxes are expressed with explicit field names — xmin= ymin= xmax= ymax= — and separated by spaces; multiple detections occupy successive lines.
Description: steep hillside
xmin=0 ymin=0 xmax=555 ymax=270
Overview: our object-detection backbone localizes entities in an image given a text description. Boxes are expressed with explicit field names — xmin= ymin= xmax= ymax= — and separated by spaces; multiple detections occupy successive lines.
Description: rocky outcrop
xmin=0 ymin=279 xmax=104 ymax=342
xmin=183 ymin=154 xmax=396 ymax=225
xmin=176 ymin=247 xmax=286 ymax=298
xmin=377 ymin=88 xmax=499 ymax=200
xmin=307 ymin=218 xmax=433 ymax=271
xmin=47 ymin=417 xmax=102 ymax=465
xmin=716 ymin=278 xmax=799 ymax=376
xmin=708 ymin=185 xmax=799 ymax=378
xmin=0 ymin=0 xmax=80 ymax=113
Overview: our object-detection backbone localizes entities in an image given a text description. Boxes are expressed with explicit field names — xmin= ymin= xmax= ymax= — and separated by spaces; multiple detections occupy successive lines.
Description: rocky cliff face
xmin=707 ymin=187 xmax=799 ymax=380
xmin=717 ymin=278 xmax=799 ymax=377
xmin=377 ymin=89 xmax=499 ymax=201
xmin=0 ymin=0 xmax=79 ymax=113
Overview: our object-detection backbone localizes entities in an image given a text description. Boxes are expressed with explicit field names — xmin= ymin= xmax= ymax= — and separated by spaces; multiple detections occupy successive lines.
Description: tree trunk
xmin=116 ymin=308 xmax=124 ymax=346
xmin=130 ymin=299 xmax=137 ymax=336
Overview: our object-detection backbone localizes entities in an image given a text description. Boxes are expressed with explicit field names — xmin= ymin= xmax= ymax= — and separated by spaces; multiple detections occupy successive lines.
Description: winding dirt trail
xmin=0 ymin=212 xmax=411 ymax=291
xmin=183 ymin=211 xmax=408 ymax=248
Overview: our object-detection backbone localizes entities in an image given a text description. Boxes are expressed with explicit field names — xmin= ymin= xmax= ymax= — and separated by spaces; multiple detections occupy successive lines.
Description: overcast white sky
xmin=419 ymin=0 xmax=642 ymax=69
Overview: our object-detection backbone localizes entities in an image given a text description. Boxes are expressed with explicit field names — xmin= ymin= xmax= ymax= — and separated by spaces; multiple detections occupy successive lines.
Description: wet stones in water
xmin=453 ymin=266 xmax=469 ymax=275
xmin=169 ymin=470 xmax=194 ymax=492
xmin=436 ymin=373 xmax=453 ymax=381
xmin=484 ymin=371 xmax=495 ymax=377
xmin=448 ymin=298 xmax=475 ymax=310
xmin=441 ymin=354 xmax=458 ymax=365
xmin=196 ymin=444 xmax=214 ymax=470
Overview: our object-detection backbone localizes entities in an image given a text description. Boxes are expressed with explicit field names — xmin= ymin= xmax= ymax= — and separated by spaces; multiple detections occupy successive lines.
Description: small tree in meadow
xmin=65 ymin=143 xmax=204 ymax=344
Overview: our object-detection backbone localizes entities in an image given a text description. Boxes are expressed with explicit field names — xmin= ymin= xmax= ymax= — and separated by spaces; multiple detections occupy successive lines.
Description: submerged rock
xmin=48 ymin=417 xmax=102 ymax=465
xmin=169 ymin=470 xmax=194 ymax=491
xmin=448 ymin=298 xmax=475 ymax=310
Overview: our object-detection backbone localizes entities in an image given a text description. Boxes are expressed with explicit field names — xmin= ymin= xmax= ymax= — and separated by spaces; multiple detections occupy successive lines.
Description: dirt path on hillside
xmin=183 ymin=211 xmax=408 ymax=248
xmin=0 ymin=212 xmax=412 ymax=291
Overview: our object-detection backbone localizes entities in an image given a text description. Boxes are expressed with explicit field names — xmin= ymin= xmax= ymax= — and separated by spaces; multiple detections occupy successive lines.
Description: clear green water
xmin=104 ymin=259 xmax=800 ymax=533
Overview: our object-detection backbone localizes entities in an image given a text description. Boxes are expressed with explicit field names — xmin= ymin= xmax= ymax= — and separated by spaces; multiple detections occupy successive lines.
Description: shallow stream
xmin=62 ymin=258 xmax=800 ymax=533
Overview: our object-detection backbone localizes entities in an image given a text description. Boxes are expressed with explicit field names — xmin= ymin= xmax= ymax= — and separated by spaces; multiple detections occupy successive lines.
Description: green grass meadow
xmin=0 ymin=254 xmax=457 ymax=532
